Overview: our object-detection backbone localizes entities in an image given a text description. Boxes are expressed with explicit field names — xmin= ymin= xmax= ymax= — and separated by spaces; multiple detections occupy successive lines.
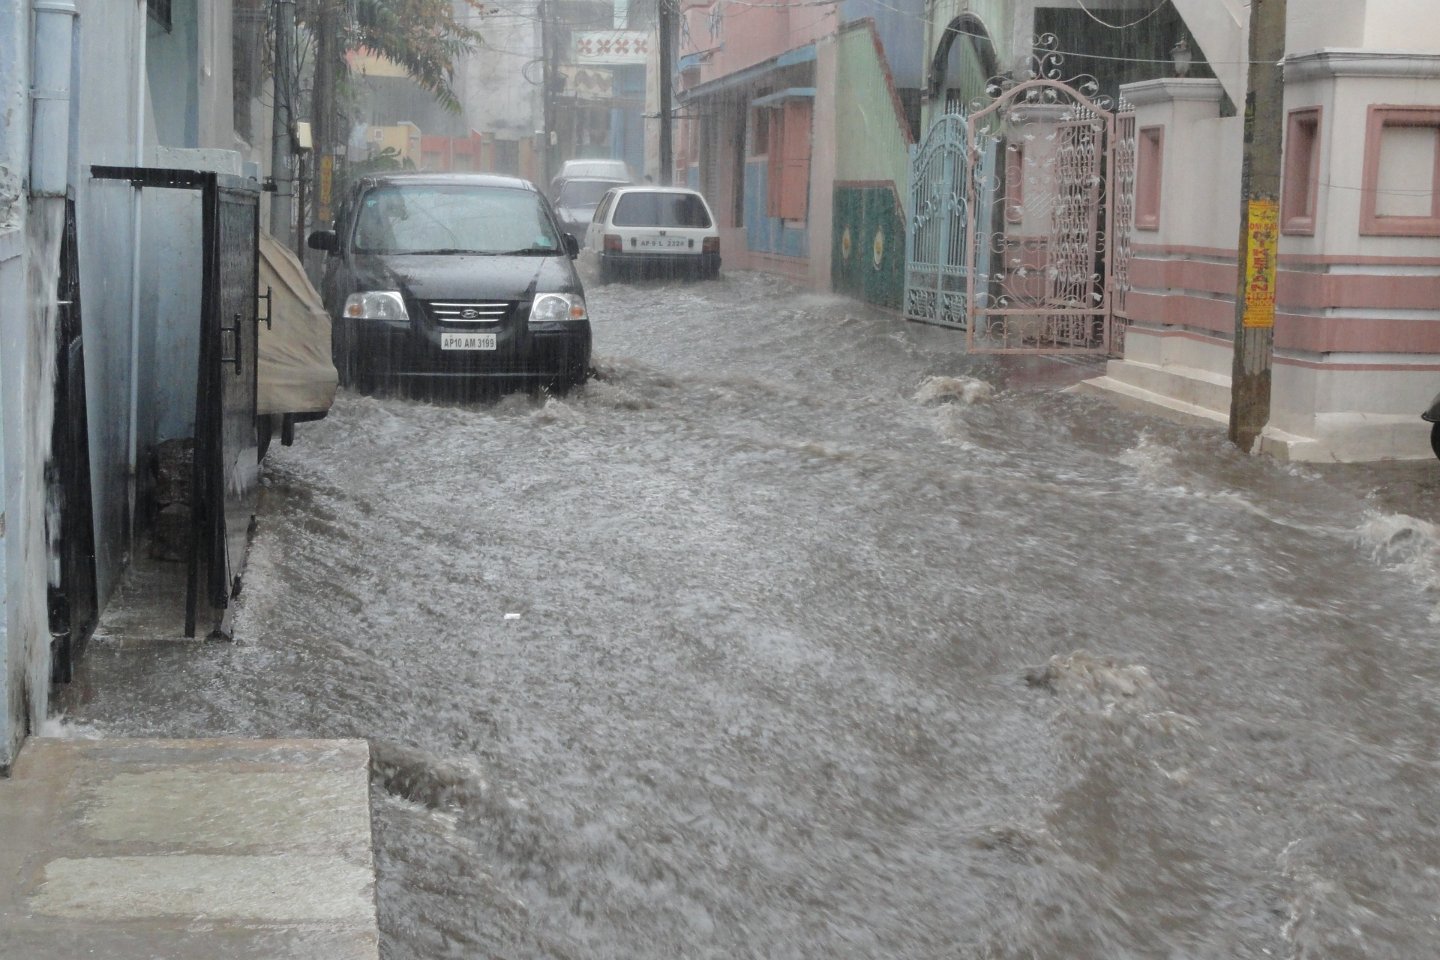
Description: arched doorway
xmin=929 ymin=15 xmax=999 ymax=115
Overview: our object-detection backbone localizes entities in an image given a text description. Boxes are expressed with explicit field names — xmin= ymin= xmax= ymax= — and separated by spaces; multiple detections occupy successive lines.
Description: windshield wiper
xmin=402 ymin=247 xmax=486 ymax=255
xmin=494 ymin=247 xmax=560 ymax=256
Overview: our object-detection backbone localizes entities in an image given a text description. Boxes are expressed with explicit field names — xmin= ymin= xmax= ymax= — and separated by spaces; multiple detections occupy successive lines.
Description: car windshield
xmin=612 ymin=192 xmax=713 ymax=228
xmin=556 ymin=180 xmax=627 ymax=208
xmin=352 ymin=183 xmax=562 ymax=255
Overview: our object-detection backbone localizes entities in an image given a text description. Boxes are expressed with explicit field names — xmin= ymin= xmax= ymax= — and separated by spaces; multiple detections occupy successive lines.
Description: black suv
xmin=308 ymin=173 xmax=591 ymax=393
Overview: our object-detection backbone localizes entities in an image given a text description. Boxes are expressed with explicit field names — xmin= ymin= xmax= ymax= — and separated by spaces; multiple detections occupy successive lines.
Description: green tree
xmin=301 ymin=0 xmax=485 ymax=153
xmin=300 ymin=0 xmax=484 ymax=224
xmin=350 ymin=0 xmax=486 ymax=112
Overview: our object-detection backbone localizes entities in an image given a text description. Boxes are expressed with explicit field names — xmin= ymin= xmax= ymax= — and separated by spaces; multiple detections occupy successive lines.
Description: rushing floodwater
xmin=60 ymin=270 xmax=1440 ymax=959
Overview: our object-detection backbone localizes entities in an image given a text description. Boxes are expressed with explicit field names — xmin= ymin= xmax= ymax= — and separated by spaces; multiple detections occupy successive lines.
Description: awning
xmin=750 ymin=87 xmax=816 ymax=108
xmin=680 ymin=44 xmax=815 ymax=100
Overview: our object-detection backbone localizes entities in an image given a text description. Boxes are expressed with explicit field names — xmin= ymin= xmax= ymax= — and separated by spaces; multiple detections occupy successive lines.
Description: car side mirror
xmin=307 ymin=230 xmax=338 ymax=253
xmin=563 ymin=233 xmax=580 ymax=260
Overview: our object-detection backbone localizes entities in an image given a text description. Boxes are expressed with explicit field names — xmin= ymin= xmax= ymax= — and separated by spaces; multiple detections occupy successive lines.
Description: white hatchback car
xmin=585 ymin=186 xmax=721 ymax=282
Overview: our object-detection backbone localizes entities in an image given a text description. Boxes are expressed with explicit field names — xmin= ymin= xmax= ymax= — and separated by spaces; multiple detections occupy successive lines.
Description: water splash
xmin=913 ymin=375 xmax=994 ymax=406
xmin=1025 ymin=649 xmax=1160 ymax=709
xmin=1357 ymin=511 xmax=1440 ymax=610
xmin=37 ymin=714 xmax=106 ymax=739
xmin=1117 ymin=430 xmax=1177 ymax=484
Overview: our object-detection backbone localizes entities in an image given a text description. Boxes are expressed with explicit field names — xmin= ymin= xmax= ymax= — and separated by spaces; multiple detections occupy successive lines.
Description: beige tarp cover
xmin=258 ymin=230 xmax=338 ymax=416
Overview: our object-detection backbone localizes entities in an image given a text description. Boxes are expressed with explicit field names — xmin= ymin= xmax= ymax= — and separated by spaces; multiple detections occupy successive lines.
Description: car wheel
xmin=1430 ymin=421 xmax=1440 ymax=461
xmin=256 ymin=414 xmax=274 ymax=461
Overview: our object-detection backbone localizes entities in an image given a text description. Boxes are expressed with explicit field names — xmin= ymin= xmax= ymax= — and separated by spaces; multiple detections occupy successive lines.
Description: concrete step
xmin=0 ymin=737 xmax=379 ymax=959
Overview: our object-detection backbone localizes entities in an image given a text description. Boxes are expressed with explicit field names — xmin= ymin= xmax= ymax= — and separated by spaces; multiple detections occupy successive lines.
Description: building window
xmin=1282 ymin=107 xmax=1320 ymax=235
xmin=1361 ymin=105 xmax=1440 ymax=237
xmin=1136 ymin=125 xmax=1163 ymax=231
xmin=766 ymin=98 xmax=812 ymax=221
xmin=148 ymin=0 xmax=172 ymax=31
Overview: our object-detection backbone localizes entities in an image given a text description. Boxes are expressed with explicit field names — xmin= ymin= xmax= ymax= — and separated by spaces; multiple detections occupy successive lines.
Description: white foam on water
xmin=38 ymin=714 xmax=106 ymax=739
xmin=1357 ymin=512 xmax=1440 ymax=616
xmin=579 ymin=379 xmax=654 ymax=412
xmin=913 ymin=375 xmax=994 ymax=406
xmin=1117 ymin=430 xmax=1178 ymax=486
xmin=529 ymin=394 xmax=585 ymax=425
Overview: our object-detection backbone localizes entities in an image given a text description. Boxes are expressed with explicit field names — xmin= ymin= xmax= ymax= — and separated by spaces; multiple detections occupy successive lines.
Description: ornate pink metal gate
xmin=956 ymin=42 xmax=1134 ymax=355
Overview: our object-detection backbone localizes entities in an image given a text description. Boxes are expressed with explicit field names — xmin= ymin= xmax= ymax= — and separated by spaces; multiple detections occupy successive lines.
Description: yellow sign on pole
xmin=1242 ymin=199 xmax=1278 ymax=329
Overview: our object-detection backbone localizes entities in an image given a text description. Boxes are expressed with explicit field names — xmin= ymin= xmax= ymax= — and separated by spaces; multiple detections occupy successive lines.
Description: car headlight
xmin=343 ymin=290 xmax=408 ymax=322
xmin=530 ymin=292 xmax=587 ymax=324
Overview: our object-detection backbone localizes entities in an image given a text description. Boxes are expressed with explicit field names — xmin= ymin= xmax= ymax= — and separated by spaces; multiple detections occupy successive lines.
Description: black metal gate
xmin=197 ymin=177 xmax=262 ymax=639
xmin=92 ymin=166 xmax=262 ymax=639
xmin=48 ymin=197 xmax=99 ymax=683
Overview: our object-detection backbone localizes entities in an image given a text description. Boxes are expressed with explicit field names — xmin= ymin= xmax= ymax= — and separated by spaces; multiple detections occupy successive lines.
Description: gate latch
xmin=257 ymin=286 xmax=273 ymax=330
xmin=219 ymin=312 xmax=243 ymax=374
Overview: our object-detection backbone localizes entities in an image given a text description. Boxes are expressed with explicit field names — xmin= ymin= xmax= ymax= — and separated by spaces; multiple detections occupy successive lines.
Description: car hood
xmin=348 ymin=252 xmax=581 ymax=300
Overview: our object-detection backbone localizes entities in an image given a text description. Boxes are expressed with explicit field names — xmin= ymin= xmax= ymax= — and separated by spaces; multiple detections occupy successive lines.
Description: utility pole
xmin=541 ymin=0 xmax=556 ymax=187
xmin=1228 ymin=0 xmax=1286 ymax=452
xmin=656 ymin=0 xmax=673 ymax=184
xmin=313 ymin=1 xmax=339 ymax=227
xmin=270 ymin=0 xmax=296 ymax=246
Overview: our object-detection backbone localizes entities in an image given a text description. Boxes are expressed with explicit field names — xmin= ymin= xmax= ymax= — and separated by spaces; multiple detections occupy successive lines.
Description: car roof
xmin=609 ymin=185 xmax=707 ymax=197
xmin=557 ymin=177 xmax=631 ymax=187
xmin=359 ymin=172 xmax=540 ymax=192
xmin=560 ymin=158 xmax=628 ymax=170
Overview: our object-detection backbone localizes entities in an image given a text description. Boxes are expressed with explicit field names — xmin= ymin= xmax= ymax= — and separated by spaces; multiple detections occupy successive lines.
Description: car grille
xmin=424 ymin=300 xmax=515 ymax=324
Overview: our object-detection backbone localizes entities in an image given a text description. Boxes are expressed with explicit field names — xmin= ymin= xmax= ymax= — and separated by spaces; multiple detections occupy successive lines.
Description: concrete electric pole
xmin=270 ymin=0 xmax=296 ymax=246
xmin=311 ymin=0 xmax=349 ymax=231
xmin=657 ymin=0 xmax=673 ymax=184
xmin=1228 ymin=0 xmax=1287 ymax=452
xmin=541 ymin=0 xmax=557 ymax=188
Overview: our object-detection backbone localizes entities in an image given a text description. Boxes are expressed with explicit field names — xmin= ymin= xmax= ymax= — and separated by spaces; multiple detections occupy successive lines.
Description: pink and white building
xmin=1089 ymin=0 xmax=1440 ymax=461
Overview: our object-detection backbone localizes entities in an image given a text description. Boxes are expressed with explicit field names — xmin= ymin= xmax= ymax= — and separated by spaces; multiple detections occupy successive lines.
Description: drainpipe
xmin=126 ymin=4 xmax=146 ymax=545
xmin=29 ymin=0 xmax=77 ymax=197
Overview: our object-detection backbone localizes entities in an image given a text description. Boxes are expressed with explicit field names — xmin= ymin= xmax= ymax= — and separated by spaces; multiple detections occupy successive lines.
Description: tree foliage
xmin=300 ymin=0 xmax=487 ymax=112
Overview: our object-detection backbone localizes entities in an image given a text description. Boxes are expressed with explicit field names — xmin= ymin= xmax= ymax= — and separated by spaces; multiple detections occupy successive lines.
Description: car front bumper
xmin=337 ymin=318 xmax=591 ymax=381
xmin=601 ymin=251 xmax=720 ymax=275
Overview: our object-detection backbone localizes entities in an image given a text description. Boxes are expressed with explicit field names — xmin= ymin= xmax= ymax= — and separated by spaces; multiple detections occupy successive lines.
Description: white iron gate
xmin=904 ymin=41 xmax=1136 ymax=355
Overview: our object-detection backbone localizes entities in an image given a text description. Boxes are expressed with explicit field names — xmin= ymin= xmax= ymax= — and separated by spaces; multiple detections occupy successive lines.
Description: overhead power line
xmin=1072 ymin=0 xmax=1171 ymax=30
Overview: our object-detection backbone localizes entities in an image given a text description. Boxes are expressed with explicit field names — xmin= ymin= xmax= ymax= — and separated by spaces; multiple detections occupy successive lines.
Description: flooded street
xmin=60 ymin=271 xmax=1440 ymax=959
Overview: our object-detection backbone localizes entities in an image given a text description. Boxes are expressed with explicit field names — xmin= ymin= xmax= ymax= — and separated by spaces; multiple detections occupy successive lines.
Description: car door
xmin=319 ymin=182 xmax=363 ymax=315
xmin=585 ymin=190 xmax=617 ymax=255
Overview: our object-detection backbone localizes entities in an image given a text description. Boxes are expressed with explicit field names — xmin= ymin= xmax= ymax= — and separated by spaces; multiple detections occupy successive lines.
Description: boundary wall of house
xmin=75 ymin=6 xmax=147 ymax=602
xmin=1097 ymin=58 xmax=1440 ymax=462
xmin=831 ymin=20 xmax=912 ymax=310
